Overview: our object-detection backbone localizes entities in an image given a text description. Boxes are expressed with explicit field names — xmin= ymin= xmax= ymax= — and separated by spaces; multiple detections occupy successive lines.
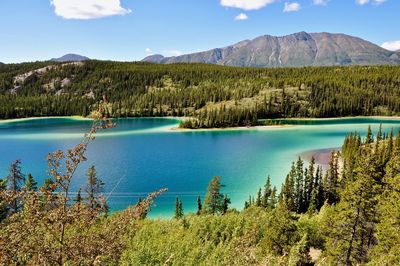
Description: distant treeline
xmin=1 ymin=61 xmax=400 ymax=127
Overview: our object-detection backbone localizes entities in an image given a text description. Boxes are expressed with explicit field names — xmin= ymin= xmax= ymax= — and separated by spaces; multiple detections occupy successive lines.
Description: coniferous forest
xmin=1 ymin=61 xmax=400 ymax=127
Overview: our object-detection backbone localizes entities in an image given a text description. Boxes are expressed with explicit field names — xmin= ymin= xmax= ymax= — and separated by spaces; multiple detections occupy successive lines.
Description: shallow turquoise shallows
xmin=1 ymin=117 xmax=400 ymax=218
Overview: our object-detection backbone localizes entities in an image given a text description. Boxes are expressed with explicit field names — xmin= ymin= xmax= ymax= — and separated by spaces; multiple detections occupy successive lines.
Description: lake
xmin=1 ymin=117 xmax=400 ymax=217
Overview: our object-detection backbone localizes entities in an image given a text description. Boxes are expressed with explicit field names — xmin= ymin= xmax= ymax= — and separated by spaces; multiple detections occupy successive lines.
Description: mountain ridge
xmin=50 ymin=54 xmax=89 ymax=62
xmin=143 ymin=32 xmax=400 ymax=67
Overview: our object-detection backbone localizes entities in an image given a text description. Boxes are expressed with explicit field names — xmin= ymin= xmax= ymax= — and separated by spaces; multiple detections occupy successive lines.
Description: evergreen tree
xmin=325 ymin=150 xmax=379 ymax=265
xmin=307 ymin=188 xmax=318 ymax=215
xmin=315 ymin=166 xmax=325 ymax=210
xmin=203 ymin=176 xmax=225 ymax=215
xmin=304 ymin=157 xmax=315 ymax=211
xmin=281 ymin=164 xmax=296 ymax=212
xmin=6 ymin=160 xmax=25 ymax=213
xmin=270 ymin=186 xmax=277 ymax=209
xmin=294 ymin=157 xmax=304 ymax=213
xmin=376 ymin=124 xmax=383 ymax=142
xmin=75 ymin=188 xmax=82 ymax=204
xmin=174 ymin=198 xmax=184 ymax=219
xmin=262 ymin=175 xmax=272 ymax=208
xmin=85 ymin=165 xmax=105 ymax=211
xmin=372 ymin=152 xmax=400 ymax=264
xmin=324 ymin=152 xmax=340 ymax=205
xmin=25 ymin=173 xmax=37 ymax=191
xmin=365 ymin=125 xmax=374 ymax=144
xmin=256 ymin=187 xmax=262 ymax=207
xmin=222 ymin=194 xmax=231 ymax=214
xmin=196 ymin=196 xmax=202 ymax=215
xmin=262 ymin=202 xmax=299 ymax=255
xmin=0 ymin=179 xmax=8 ymax=221
xmin=244 ymin=199 xmax=250 ymax=209
xmin=383 ymin=129 xmax=394 ymax=164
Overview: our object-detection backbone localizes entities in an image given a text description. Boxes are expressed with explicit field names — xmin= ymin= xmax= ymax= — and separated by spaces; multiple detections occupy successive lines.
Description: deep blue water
xmin=1 ymin=117 xmax=400 ymax=217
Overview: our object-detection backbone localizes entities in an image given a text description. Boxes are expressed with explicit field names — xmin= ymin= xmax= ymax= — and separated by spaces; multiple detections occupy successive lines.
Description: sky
xmin=0 ymin=0 xmax=399 ymax=63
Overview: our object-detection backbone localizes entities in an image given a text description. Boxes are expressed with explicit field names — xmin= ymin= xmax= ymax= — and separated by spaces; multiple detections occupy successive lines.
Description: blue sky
xmin=0 ymin=0 xmax=399 ymax=63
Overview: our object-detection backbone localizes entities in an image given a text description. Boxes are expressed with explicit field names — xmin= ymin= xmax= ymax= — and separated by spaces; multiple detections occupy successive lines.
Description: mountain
xmin=50 ymin=54 xmax=89 ymax=62
xmin=143 ymin=54 xmax=165 ymax=62
xmin=142 ymin=32 xmax=400 ymax=67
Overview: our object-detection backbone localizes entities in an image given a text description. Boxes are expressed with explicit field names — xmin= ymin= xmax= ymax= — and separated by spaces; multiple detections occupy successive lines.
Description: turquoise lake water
xmin=1 ymin=117 xmax=400 ymax=217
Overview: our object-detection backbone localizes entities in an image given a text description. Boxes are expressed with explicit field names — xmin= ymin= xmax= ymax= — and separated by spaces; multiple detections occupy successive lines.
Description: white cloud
xmin=50 ymin=0 xmax=131 ymax=20
xmin=234 ymin=13 xmax=248 ymax=20
xmin=356 ymin=0 xmax=387 ymax=5
xmin=313 ymin=0 xmax=329 ymax=5
xmin=381 ymin=41 xmax=400 ymax=51
xmin=284 ymin=2 xmax=301 ymax=12
xmin=220 ymin=0 xmax=275 ymax=10
xmin=145 ymin=48 xmax=153 ymax=55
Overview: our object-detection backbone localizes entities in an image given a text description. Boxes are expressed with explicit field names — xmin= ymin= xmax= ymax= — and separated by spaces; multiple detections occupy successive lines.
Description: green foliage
xmin=25 ymin=173 xmax=37 ymax=191
xmin=0 ymin=179 xmax=7 ymax=221
xmin=369 ymin=149 xmax=400 ymax=265
xmin=174 ymin=198 xmax=184 ymax=219
xmin=203 ymin=176 xmax=226 ymax=215
xmin=2 ymin=62 xmax=400 ymax=128
xmin=280 ymin=157 xmax=325 ymax=214
xmin=121 ymin=208 xmax=283 ymax=265
xmin=259 ymin=203 xmax=299 ymax=256
xmin=196 ymin=196 xmax=202 ymax=215
xmin=85 ymin=165 xmax=105 ymax=210
xmin=287 ymin=234 xmax=312 ymax=266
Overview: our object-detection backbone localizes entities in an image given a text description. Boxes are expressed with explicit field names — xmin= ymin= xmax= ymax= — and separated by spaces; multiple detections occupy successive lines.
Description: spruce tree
xmin=75 ymin=188 xmax=82 ymax=205
xmin=315 ymin=166 xmax=325 ymax=210
xmin=203 ymin=176 xmax=225 ymax=215
xmin=196 ymin=196 xmax=202 ymax=215
xmin=304 ymin=157 xmax=315 ymax=211
xmin=325 ymin=150 xmax=379 ymax=265
xmin=365 ymin=125 xmax=374 ymax=144
xmin=174 ymin=198 xmax=183 ymax=219
xmin=6 ymin=160 xmax=25 ymax=213
xmin=372 ymin=151 xmax=400 ymax=264
xmin=25 ymin=173 xmax=37 ymax=191
xmin=294 ymin=157 xmax=304 ymax=213
xmin=281 ymin=164 xmax=296 ymax=212
xmin=262 ymin=175 xmax=272 ymax=208
xmin=256 ymin=187 xmax=262 ymax=207
xmin=222 ymin=194 xmax=231 ymax=214
xmin=324 ymin=152 xmax=340 ymax=205
xmin=85 ymin=166 xmax=105 ymax=211
xmin=270 ymin=186 xmax=277 ymax=209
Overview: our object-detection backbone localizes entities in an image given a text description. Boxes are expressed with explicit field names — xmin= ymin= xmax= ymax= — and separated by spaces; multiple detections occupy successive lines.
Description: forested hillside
xmin=1 ymin=61 xmax=400 ymax=128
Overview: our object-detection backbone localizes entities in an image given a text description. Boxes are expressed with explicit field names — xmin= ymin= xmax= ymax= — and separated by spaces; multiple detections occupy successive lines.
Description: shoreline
xmin=0 ymin=115 xmax=90 ymax=124
xmin=299 ymin=148 xmax=341 ymax=166
xmin=0 ymin=116 xmax=183 ymax=124
xmin=271 ymin=115 xmax=400 ymax=121
xmin=1 ymin=115 xmax=400 ymax=131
